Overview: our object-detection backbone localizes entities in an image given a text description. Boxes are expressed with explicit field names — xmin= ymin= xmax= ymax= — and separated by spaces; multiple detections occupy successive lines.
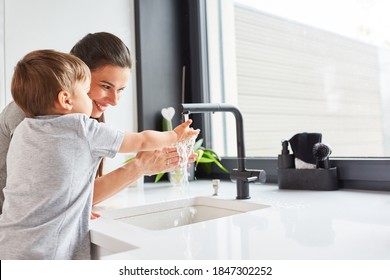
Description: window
xmin=205 ymin=0 xmax=390 ymax=158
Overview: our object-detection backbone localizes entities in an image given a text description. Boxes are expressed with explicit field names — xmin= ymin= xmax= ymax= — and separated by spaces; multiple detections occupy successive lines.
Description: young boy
xmin=0 ymin=49 xmax=199 ymax=259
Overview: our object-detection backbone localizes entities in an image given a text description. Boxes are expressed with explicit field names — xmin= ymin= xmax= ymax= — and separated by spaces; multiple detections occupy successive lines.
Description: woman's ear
xmin=57 ymin=90 xmax=73 ymax=111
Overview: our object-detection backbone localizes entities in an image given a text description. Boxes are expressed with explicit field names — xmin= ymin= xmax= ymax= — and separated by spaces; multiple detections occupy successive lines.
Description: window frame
xmin=191 ymin=0 xmax=390 ymax=192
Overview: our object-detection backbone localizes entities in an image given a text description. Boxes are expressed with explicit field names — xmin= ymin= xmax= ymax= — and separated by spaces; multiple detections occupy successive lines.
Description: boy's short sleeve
xmin=81 ymin=117 xmax=125 ymax=159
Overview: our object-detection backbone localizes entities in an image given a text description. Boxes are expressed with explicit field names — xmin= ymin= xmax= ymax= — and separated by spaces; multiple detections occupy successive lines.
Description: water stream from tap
xmin=169 ymin=135 xmax=196 ymax=186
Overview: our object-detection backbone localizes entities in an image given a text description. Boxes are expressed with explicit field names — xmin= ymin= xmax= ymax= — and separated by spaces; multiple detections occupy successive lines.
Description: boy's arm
xmin=119 ymin=130 xmax=177 ymax=153
xmin=118 ymin=119 xmax=199 ymax=153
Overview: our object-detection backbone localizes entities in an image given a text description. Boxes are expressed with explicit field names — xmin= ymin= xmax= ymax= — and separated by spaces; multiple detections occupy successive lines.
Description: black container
xmin=278 ymin=167 xmax=338 ymax=191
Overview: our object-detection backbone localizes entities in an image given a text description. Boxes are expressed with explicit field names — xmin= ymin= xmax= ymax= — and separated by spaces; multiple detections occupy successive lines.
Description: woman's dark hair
xmin=70 ymin=32 xmax=132 ymax=71
xmin=70 ymin=32 xmax=132 ymax=178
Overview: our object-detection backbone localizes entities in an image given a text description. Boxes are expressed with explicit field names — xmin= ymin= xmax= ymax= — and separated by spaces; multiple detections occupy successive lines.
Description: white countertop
xmin=91 ymin=180 xmax=390 ymax=259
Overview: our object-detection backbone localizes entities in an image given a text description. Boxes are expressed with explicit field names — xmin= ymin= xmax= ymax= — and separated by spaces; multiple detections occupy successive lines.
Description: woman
xmin=0 ymin=32 xmax=189 ymax=215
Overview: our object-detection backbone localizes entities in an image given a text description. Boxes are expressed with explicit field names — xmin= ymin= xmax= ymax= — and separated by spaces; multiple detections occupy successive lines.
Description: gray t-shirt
xmin=0 ymin=113 xmax=124 ymax=259
xmin=0 ymin=102 xmax=25 ymax=214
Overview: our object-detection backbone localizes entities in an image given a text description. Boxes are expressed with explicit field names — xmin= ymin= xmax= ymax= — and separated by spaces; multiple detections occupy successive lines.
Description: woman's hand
xmin=136 ymin=146 xmax=181 ymax=175
xmin=90 ymin=212 xmax=101 ymax=220
xmin=187 ymin=151 xmax=197 ymax=165
xmin=135 ymin=147 xmax=198 ymax=176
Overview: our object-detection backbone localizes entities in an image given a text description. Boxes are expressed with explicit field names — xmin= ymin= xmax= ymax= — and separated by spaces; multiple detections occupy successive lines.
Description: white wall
xmin=1 ymin=0 xmax=138 ymax=174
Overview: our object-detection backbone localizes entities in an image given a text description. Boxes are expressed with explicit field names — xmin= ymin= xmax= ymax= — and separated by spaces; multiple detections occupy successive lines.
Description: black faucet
xmin=180 ymin=103 xmax=266 ymax=199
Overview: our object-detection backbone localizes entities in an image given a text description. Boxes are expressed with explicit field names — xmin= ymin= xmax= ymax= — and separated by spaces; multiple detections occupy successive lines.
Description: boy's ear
xmin=57 ymin=90 xmax=73 ymax=110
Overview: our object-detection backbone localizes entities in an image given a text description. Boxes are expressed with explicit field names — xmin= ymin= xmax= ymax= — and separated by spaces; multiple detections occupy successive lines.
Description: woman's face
xmin=88 ymin=65 xmax=131 ymax=118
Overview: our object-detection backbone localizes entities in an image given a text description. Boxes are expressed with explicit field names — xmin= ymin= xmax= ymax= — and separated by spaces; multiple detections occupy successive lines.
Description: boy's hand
xmin=173 ymin=119 xmax=200 ymax=142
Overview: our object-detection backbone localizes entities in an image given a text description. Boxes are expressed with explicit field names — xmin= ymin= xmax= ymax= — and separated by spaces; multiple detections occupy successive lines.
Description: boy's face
xmin=71 ymin=78 xmax=93 ymax=116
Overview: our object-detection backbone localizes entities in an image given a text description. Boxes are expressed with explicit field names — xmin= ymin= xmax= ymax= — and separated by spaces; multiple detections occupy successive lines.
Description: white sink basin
xmin=103 ymin=196 xmax=268 ymax=231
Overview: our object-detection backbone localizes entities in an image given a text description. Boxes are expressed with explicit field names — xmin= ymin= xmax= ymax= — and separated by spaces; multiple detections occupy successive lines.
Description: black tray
xmin=278 ymin=167 xmax=338 ymax=191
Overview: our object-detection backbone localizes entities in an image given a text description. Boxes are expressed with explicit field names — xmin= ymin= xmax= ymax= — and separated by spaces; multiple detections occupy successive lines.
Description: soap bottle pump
xmin=278 ymin=140 xmax=295 ymax=169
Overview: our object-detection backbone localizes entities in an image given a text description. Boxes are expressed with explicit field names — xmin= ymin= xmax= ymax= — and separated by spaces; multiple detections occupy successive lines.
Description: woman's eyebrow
xmin=100 ymin=80 xmax=115 ymax=87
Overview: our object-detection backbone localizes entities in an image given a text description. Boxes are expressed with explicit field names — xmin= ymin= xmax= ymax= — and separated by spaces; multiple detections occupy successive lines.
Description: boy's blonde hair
xmin=11 ymin=49 xmax=91 ymax=117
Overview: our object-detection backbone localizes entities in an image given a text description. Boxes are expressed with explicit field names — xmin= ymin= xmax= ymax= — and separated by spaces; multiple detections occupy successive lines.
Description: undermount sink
xmin=103 ymin=196 xmax=268 ymax=231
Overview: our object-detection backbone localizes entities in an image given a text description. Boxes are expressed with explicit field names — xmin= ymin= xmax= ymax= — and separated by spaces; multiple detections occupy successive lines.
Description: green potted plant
xmin=192 ymin=138 xmax=229 ymax=174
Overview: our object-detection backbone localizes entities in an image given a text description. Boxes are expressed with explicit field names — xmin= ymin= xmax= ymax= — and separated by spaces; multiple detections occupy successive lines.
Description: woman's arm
xmin=92 ymin=147 xmax=181 ymax=205
xmin=92 ymin=158 xmax=143 ymax=205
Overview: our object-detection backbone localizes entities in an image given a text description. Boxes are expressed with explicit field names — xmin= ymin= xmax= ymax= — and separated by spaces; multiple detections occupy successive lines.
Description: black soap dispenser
xmin=278 ymin=140 xmax=295 ymax=169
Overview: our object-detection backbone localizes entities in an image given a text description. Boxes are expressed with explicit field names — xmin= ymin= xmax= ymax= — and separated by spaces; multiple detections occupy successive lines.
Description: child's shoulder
xmin=49 ymin=113 xmax=91 ymax=123
xmin=62 ymin=113 xmax=99 ymax=129
xmin=29 ymin=114 xmax=94 ymax=131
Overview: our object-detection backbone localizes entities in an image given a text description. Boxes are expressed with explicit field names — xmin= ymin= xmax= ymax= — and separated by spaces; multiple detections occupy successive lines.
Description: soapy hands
xmin=135 ymin=146 xmax=197 ymax=175
xmin=173 ymin=119 xmax=200 ymax=143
